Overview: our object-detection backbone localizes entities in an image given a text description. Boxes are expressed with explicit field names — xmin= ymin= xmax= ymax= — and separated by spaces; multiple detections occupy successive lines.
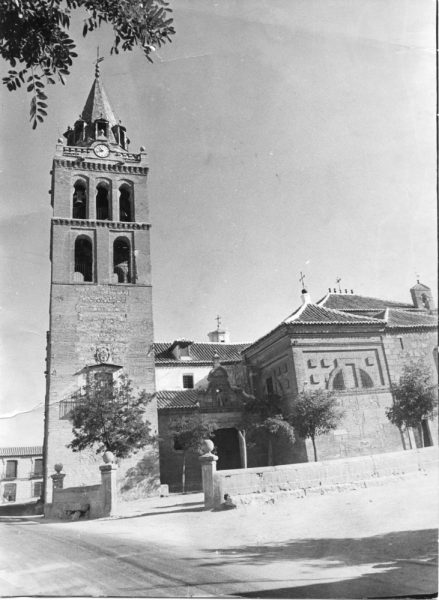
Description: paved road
xmin=0 ymin=475 xmax=437 ymax=598
xmin=0 ymin=516 xmax=250 ymax=597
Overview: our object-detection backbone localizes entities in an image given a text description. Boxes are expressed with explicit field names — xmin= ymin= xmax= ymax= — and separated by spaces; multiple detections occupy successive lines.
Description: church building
xmin=43 ymin=67 xmax=158 ymax=502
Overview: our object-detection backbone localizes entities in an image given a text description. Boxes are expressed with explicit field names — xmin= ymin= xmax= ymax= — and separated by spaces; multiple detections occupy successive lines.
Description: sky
xmin=0 ymin=0 xmax=436 ymax=446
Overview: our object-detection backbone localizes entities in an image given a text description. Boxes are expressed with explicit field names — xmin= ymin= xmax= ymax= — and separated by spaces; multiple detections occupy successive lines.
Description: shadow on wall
xmin=119 ymin=450 xmax=160 ymax=499
xmin=217 ymin=529 xmax=438 ymax=598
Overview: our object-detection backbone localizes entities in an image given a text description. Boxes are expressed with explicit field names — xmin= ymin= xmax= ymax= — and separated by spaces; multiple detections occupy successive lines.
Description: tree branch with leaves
xmin=287 ymin=389 xmax=344 ymax=462
xmin=386 ymin=360 xmax=438 ymax=447
xmin=67 ymin=371 xmax=156 ymax=459
xmin=1 ymin=0 xmax=175 ymax=127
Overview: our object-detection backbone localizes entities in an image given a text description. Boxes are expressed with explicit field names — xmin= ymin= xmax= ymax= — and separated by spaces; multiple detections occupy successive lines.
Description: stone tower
xmin=43 ymin=69 xmax=157 ymax=502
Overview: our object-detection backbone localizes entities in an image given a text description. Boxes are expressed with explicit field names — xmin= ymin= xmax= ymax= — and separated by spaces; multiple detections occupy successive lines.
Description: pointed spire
xmin=81 ymin=77 xmax=118 ymax=127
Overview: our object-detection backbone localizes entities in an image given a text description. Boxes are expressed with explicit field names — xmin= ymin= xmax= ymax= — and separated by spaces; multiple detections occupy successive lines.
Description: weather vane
xmin=299 ymin=271 xmax=306 ymax=290
xmin=336 ymin=276 xmax=342 ymax=293
xmin=94 ymin=46 xmax=104 ymax=78
xmin=216 ymin=315 xmax=222 ymax=329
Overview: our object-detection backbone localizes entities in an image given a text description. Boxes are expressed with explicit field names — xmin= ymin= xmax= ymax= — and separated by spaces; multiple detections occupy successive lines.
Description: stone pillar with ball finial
xmin=198 ymin=439 xmax=218 ymax=509
xmin=99 ymin=451 xmax=118 ymax=517
xmin=51 ymin=463 xmax=66 ymax=492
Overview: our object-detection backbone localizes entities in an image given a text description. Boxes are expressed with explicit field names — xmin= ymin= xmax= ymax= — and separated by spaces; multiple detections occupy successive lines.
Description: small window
xmin=94 ymin=371 xmax=113 ymax=388
xmin=33 ymin=459 xmax=43 ymax=477
xmin=183 ymin=374 xmax=194 ymax=389
xmin=179 ymin=345 xmax=190 ymax=358
xmin=6 ymin=460 xmax=17 ymax=479
xmin=33 ymin=481 xmax=43 ymax=498
xmin=173 ymin=437 xmax=183 ymax=451
xmin=266 ymin=377 xmax=274 ymax=395
xmin=3 ymin=483 xmax=16 ymax=502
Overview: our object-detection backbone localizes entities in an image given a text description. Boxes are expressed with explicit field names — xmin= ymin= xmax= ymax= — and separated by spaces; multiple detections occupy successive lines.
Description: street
xmin=0 ymin=471 xmax=437 ymax=598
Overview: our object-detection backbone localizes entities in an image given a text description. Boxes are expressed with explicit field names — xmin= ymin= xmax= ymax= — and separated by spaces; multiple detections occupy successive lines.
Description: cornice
xmin=51 ymin=218 xmax=151 ymax=230
xmin=53 ymin=157 xmax=148 ymax=176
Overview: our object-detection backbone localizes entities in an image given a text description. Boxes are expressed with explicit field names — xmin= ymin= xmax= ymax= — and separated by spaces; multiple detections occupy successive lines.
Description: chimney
xmin=301 ymin=288 xmax=311 ymax=305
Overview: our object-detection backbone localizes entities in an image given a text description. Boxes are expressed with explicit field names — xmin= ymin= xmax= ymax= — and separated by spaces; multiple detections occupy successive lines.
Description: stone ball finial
xmin=140 ymin=145 xmax=146 ymax=152
xmin=200 ymin=439 xmax=214 ymax=454
xmin=102 ymin=451 xmax=115 ymax=464
xmin=54 ymin=463 xmax=63 ymax=473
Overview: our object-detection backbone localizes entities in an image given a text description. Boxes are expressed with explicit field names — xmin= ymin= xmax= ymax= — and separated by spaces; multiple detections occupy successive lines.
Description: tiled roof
xmin=410 ymin=282 xmax=431 ymax=291
xmin=153 ymin=342 xmax=249 ymax=364
xmin=0 ymin=446 xmax=42 ymax=458
xmin=156 ymin=390 xmax=199 ymax=410
xmin=383 ymin=309 xmax=437 ymax=329
xmin=317 ymin=293 xmax=413 ymax=312
xmin=284 ymin=303 xmax=383 ymax=325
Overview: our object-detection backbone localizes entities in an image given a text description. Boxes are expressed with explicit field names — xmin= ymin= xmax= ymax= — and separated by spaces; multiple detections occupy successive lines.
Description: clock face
xmin=94 ymin=144 xmax=110 ymax=158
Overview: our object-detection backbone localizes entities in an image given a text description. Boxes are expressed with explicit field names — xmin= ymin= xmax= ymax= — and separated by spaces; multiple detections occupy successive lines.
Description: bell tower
xmin=43 ymin=67 xmax=157 ymax=501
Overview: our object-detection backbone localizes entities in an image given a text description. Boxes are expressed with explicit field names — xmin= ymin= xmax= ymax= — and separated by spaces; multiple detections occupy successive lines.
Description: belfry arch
xmin=113 ymin=236 xmax=132 ymax=283
xmin=119 ymin=183 xmax=134 ymax=222
xmin=72 ymin=179 xmax=87 ymax=219
xmin=96 ymin=181 xmax=111 ymax=220
xmin=74 ymin=235 xmax=93 ymax=282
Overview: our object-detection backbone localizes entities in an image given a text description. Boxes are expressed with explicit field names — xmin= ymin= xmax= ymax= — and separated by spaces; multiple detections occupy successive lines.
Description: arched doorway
xmin=214 ymin=428 xmax=241 ymax=471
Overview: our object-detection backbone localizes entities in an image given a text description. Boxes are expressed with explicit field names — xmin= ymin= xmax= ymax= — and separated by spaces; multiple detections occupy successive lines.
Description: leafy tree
xmin=288 ymin=389 xmax=344 ymax=462
xmin=386 ymin=360 xmax=438 ymax=447
xmin=1 ymin=0 xmax=175 ymax=127
xmin=240 ymin=393 xmax=295 ymax=467
xmin=67 ymin=371 xmax=155 ymax=459
xmin=168 ymin=414 xmax=216 ymax=494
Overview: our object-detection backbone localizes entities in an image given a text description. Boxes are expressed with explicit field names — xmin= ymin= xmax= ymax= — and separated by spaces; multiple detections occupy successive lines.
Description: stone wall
xmin=212 ymin=446 xmax=438 ymax=508
xmin=47 ymin=484 xmax=103 ymax=519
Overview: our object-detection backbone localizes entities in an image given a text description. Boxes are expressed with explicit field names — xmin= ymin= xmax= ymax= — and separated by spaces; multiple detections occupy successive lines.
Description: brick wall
xmin=45 ymin=283 xmax=158 ymax=502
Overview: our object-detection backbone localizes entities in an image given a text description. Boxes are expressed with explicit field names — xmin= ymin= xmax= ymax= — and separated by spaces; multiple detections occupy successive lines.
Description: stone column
xmin=100 ymin=451 xmax=118 ymax=517
xmin=199 ymin=440 xmax=218 ymax=509
xmin=238 ymin=430 xmax=247 ymax=469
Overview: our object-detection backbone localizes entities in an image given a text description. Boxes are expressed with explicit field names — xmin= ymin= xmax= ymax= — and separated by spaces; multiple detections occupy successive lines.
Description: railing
xmin=62 ymin=145 xmax=143 ymax=163
xmin=59 ymin=399 xmax=85 ymax=419
xmin=29 ymin=471 xmax=43 ymax=479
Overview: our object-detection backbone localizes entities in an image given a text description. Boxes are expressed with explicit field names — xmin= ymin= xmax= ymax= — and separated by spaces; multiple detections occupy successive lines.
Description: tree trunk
xmin=238 ymin=430 xmax=247 ymax=469
xmin=311 ymin=436 xmax=318 ymax=462
xmin=407 ymin=428 xmax=413 ymax=450
xmin=182 ymin=453 xmax=186 ymax=494
xmin=398 ymin=427 xmax=407 ymax=451
xmin=419 ymin=422 xmax=425 ymax=448
xmin=268 ymin=438 xmax=273 ymax=466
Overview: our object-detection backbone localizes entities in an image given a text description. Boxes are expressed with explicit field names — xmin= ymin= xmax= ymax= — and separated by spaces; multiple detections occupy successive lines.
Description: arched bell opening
xmin=119 ymin=184 xmax=133 ymax=222
xmin=72 ymin=180 xmax=87 ymax=219
xmin=74 ymin=235 xmax=93 ymax=282
xmin=113 ymin=237 xmax=131 ymax=283
xmin=96 ymin=182 xmax=111 ymax=220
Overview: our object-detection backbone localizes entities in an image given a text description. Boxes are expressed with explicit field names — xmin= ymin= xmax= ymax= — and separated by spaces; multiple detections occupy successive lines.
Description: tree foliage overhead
xmin=288 ymin=389 xmax=344 ymax=461
xmin=1 ymin=0 xmax=175 ymax=127
xmin=67 ymin=371 xmax=155 ymax=459
xmin=386 ymin=360 xmax=438 ymax=439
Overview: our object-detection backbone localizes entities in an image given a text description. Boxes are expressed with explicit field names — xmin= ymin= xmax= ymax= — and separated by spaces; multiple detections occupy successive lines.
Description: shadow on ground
xmin=216 ymin=529 xmax=438 ymax=599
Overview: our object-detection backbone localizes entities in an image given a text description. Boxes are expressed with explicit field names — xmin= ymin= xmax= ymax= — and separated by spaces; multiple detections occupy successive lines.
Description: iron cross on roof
xmin=216 ymin=315 xmax=222 ymax=329
xmin=299 ymin=271 xmax=306 ymax=291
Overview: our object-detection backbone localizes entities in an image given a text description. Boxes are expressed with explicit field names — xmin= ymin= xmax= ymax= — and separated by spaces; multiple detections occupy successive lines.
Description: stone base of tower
xmin=44 ymin=283 xmax=158 ymax=504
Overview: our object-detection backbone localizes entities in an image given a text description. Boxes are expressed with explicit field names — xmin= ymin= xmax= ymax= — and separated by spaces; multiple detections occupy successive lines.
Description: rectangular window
xmin=5 ymin=460 xmax=17 ymax=479
xmin=182 ymin=374 xmax=194 ymax=389
xmin=33 ymin=481 xmax=43 ymax=498
xmin=33 ymin=459 xmax=43 ymax=477
xmin=266 ymin=377 xmax=274 ymax=394
xmin=3 ymin=483 xmax=16 ymax=502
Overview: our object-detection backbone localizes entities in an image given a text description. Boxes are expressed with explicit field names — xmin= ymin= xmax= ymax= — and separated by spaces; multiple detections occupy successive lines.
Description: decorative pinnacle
xmin=216 ymin=315 xmax=222 ymax=330
xmin=299 ymin=271 xmax=307 ymax=293
xmin=94 ymin=46 xmax=104 ymax=78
